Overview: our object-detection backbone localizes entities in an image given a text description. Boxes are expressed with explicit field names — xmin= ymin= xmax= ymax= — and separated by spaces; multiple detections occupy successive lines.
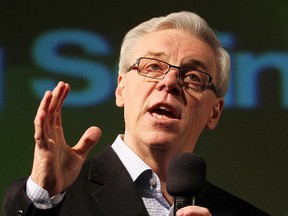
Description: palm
xmin=31 ymin=82 xmax=101 ymax=196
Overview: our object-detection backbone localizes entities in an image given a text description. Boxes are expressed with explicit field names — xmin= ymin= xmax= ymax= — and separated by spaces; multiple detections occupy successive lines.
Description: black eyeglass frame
xmin=128 ymin=57 xmax=217 ymax=95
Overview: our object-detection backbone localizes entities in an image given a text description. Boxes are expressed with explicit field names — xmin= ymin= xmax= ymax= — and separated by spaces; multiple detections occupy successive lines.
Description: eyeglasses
xmin=128 ymin=57 xmax=216 ymax=94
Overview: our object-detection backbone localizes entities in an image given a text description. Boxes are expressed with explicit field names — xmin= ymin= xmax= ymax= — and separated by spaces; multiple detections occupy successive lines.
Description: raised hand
xmin=31 ymin=81 xmax=102 ymax=196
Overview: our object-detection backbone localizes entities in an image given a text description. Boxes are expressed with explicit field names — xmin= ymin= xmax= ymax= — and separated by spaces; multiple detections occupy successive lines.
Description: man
xmin=2 ymin=11 xmax=269 ymax=216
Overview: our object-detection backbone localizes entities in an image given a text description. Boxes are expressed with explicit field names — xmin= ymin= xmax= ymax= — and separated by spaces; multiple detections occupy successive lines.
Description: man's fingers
xmin=73 ymin=126 xmax=102 ymax=159
xmin=49 ymin=82 xmax=67 ymax=111
xmin=34 ymin=110 xmax=45 ymax=148
xmin=34 ymin=91 xmax=53 ymax=148
xmin=36 ymin=91 xmax=52 ymax=117
xmin=176 ymin=206 xmax=212 ymax=216
xmin=54 ymin=82 xmax=70 ymax=112
xmin=34 ymin=81 xmax=69 ymax=149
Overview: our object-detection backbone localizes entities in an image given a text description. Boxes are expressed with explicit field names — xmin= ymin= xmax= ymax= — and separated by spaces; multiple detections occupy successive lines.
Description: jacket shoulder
xmin=200 ymin=182 xmax=270 ymax=216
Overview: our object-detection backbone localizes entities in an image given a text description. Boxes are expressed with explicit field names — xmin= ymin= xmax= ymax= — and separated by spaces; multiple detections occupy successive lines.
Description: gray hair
xmin=119 ymin=11 xmax=230 ymax=97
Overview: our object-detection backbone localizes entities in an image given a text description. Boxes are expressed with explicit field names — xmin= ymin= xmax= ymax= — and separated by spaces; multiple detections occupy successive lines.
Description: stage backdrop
xmin=1 ymin=1 xmax=287 ymax=215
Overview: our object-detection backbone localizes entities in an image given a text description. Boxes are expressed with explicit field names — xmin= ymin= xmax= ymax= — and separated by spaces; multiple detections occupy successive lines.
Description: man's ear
xmin=206 ymin=98 xmax=224 ymax=130
xmin=115 ymin=73 xmax=125 ymax=107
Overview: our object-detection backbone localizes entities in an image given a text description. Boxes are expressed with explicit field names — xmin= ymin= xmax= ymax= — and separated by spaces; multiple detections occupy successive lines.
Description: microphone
xmin=166 ymin=152 xmax=206 ymax=215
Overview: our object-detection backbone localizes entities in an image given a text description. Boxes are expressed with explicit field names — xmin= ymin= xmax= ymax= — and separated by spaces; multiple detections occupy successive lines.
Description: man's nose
xmin=156 ymin=68 xmax=182 ymax=95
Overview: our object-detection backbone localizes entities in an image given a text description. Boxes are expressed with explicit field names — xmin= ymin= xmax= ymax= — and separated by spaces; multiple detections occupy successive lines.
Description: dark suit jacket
xmin=2 ymin=146 xmax=270 ymax=216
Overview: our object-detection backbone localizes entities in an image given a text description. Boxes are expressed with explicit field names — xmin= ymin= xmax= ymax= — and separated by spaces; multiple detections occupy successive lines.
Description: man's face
xmin=116 ymin=29 xmax=224 ymax=156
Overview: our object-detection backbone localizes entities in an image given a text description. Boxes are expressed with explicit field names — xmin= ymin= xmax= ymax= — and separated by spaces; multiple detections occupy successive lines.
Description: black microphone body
xmin=166 ymin=152 xmax=207 ymax=215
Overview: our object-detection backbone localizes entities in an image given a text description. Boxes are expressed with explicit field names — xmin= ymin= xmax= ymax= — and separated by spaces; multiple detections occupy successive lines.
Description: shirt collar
xmin=111 ymin=135 xmax=151 ymax=182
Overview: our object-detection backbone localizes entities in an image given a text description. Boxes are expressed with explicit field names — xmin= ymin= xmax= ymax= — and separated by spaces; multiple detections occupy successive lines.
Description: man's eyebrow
xmin=184 ymin=59 xmax=209 ymax=72
xmin=142 ymin=52 xmax=210 ymax=72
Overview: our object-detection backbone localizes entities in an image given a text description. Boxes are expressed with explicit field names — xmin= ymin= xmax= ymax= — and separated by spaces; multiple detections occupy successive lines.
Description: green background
xmin=1 ymin=1 xmax=288 ymax=215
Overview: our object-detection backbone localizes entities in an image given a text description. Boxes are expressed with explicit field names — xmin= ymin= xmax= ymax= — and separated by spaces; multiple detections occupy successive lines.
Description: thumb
xmin=73 ymin=126 xmax=102 ymax=159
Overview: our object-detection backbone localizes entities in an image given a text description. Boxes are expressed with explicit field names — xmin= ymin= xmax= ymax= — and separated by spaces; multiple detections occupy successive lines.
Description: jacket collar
xmin=88 ymin=146 xmax=149 ymax=215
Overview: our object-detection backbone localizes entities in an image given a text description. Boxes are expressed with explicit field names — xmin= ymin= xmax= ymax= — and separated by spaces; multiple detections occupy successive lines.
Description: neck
xmin=161 ymin=181 xmax=174 ymax=205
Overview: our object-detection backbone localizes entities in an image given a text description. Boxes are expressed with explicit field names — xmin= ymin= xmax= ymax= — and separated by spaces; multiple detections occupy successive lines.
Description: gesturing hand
xmin=31 ymin=81 xmax=102 ymax=196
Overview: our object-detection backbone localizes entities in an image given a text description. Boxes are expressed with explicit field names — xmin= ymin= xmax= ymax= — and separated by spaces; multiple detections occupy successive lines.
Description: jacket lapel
xmin=88 ymin=147 xmax=149 ymax=216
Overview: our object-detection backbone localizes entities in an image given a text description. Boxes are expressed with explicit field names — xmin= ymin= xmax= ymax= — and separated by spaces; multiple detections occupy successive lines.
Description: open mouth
xmin=149 ymin=104 xmax=180 ymax=120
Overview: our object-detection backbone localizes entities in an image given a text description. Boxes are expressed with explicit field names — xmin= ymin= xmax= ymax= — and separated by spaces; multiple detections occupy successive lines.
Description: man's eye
xmin=148 ymin=63 xmax=162 ymax=71
xmin=185 ymin=72 xmax=202 ymax=83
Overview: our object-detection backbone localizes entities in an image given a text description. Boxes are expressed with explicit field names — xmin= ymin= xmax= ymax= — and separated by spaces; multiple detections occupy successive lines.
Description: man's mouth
xmin=149 ymin=104 xmax=180 ymax=120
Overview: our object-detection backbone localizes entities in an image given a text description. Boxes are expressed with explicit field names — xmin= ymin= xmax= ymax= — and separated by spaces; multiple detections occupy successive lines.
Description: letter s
xmin=32 ymin=30 xmax=114 ymax=107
